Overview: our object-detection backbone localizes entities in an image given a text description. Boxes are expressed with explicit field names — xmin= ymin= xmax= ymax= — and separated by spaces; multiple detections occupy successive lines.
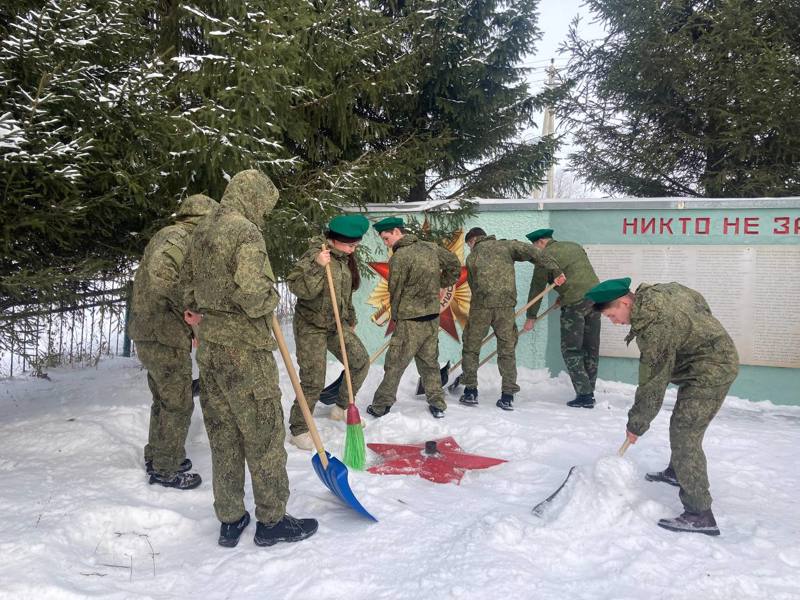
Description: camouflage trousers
xmin=667 ymin=383 xmax=730 ymax=512
xmin=460 ymin=306 xmax=519 ymax=395
xmin=372 ymin=318 xmax=446 ymax=412
xmin=560 ymin=300 xmax=600 ymax=396
xmin=136 ymin=341 xmax=193 ymax=477
xmin=197 ymin=341 xmax=289 ymax=525
xmin=289 ymin=318 xmax=369 ymax=436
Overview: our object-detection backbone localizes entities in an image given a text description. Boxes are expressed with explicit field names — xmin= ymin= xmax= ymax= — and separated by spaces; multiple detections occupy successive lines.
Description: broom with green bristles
xmin=323 ymin=245 xmax=366 ymax=470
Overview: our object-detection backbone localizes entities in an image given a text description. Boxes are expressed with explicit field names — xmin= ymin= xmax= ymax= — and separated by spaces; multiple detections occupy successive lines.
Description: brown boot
xmin=657 ymin=509 xmax=719 ymax=536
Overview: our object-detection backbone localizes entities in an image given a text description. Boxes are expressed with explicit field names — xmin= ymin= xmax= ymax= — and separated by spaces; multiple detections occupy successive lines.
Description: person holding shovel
xmin=586 ymin=277 xmax=739 ymax=536
xmin=367 ymin=217 xmax=462 ymax=419
xmin=285 ymin=214 xmax=371 ymax=450
xmin=181 ymin=170 xmax=317 ymax=548
xmin=524 ymin=228 xmax=601 ymax=408
xmin=129 ymin=194 xmax=217 ymax=490
xmin=459 ymin=227 xmax=565 ymax=411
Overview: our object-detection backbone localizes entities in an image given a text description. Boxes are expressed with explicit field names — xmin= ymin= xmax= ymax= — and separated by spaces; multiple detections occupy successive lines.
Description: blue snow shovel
xmin=272 ymin=314 xmax=377 ymax=521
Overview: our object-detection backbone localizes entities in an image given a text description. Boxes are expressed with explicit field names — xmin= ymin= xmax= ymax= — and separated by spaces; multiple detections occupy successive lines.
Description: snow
xmin=0 ymin=357 xmax=798 ymax=600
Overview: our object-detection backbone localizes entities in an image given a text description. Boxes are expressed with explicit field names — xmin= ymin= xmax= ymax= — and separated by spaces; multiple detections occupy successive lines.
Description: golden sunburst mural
xmin=366 ymin=228 xmax=471 ymax=341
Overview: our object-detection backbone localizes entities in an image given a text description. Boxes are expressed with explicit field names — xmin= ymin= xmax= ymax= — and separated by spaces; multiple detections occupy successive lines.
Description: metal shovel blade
xmin=318 ymin=371 xmax=344 ymax=405
xmin=532 ymin=466 xmax=576 ymax=517
xmin=312 ymin=451 xmax=377 ymax=522
xmin=415 ymin=361 xmax=451 ymax=396
xmin=446 ymin=372 xmax=463 ymax=393
xmin=191 ymin=378 xmax=200 ymax=398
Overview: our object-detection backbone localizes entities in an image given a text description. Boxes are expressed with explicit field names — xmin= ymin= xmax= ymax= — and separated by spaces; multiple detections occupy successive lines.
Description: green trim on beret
xmin=328 ymin=214 xmax=369 ymax=239
xmin=525 ymin=228 xmax=554 ymax=242
xmin=373 ymin=216 xmax=404 ymax=233
xmin=585 ymin=277 xmax=632 ymax=304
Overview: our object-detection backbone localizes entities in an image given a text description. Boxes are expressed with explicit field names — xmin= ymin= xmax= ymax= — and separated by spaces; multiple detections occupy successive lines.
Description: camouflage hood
xmin=220 ymin=170 xmax=279 ymax=229
xmin=175 ymin=193 xmax=218 ymax=226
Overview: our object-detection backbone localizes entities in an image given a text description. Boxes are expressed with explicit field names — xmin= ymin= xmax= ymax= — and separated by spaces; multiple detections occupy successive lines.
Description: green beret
xmin=525 ymin=228 xmax=554 ymax=242
xmin=585 ymin=277 xmax=632 ymax=304
xmin=373 ymin=216 xmax=404 ymax=233
xmin=328 ymin=214 xmax=370 ymax=240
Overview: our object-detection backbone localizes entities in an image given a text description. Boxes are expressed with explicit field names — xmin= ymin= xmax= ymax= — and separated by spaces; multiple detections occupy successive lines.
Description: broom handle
xmin=618 ymin=439 xmax=632 ymax=457
xmin=474 ymin=302 xmax=560 ymax=369
xmin=448 ymin=283 xmax=557 ymax=373
xmin=271 ymin=313 xmax=329 ymax=469
xmin=369 ymin=338 xmax=391 ymax=363
xmin=323 ymin=245 xmax=356 ymax=407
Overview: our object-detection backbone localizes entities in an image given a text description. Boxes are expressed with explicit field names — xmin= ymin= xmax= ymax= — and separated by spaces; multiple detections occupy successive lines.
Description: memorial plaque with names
xmin=584 ymin=245 xmax=800 ymax=369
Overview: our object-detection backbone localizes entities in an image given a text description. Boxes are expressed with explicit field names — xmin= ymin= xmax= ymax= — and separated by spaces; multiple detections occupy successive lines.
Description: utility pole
xmin=535 ymin=59 xmax=557 ymax=200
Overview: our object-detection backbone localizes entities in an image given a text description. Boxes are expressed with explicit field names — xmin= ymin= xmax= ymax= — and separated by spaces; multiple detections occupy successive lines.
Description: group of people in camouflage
xmin=130 ymin=169 xmax=739 ymax=544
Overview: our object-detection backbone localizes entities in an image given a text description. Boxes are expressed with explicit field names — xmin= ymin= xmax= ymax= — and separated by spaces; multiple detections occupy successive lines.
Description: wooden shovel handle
xmin=448 ymin=283 xmax=558 ymax=373
xmin=323 ymin=245 xmax=356 ymax=407
xmin=369 ymin=338 xmax=391 ymax=363
xmin=618 ymin=439 xmax=632 ymax=457
xmin=271 ymin=313 xmax=329 ymax=469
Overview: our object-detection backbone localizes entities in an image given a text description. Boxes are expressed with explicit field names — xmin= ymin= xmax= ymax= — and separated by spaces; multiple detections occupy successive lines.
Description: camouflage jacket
xmin=388 ymin=234 xmax=461 ymax=320
xmin=181 ymin=171 xmax=280 ymax=350
xmin=527 ymin=239 xmax=599 ymax=318
xmin=129 ymin=221 xmax=196 ymax=349
xmin=626 ymin=283 xmax=739 ymax=436
xmin=287 ymin=235 xmax=357 ymax=330
xmin=467 ymin=235 xmax=561 ymax=309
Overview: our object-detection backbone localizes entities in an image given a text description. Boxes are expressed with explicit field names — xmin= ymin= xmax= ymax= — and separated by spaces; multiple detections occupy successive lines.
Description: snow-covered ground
xmin=0 ymin=356 xmax=798 ymax=600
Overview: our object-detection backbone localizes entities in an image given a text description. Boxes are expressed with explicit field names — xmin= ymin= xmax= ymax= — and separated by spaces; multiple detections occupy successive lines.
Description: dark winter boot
xmin=496 ymin=393 xmax=514 ymax=411
xmin=459 ymin=387 xmax=479 ymax=406
xmin=254 ymin=515 xmax=319 ymax=547
xmin=366 ymin=404 xmax=391 ymax=418
xmin=657 ymin=509 xmax=719 ymax=536
xmin=428 ymin=404 xmax=446 ymax=419
xmin=148 ymin=471 xmax=202 ymax=490
xmin=645 ymin=466 xmax=680 ymax=487
xmin=566 ymin=394 xmax=595 ymax=408
xmin=218 ymin=511 xmax=251 ymax=548
xmin=146 ymin=458 xmax=192 ymax=476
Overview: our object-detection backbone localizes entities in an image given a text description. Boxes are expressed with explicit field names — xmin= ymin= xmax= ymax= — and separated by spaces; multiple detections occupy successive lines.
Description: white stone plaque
xmin=584 ymin=245 xmax=800 ymax=369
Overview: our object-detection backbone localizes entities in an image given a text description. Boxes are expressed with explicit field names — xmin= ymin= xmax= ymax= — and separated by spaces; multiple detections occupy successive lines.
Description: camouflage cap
xmin=585 ymin=277 xmax=632 ymax=304
xmin=525 ymin=228 xmax=554 ymax=242
xmin=175 ymin=194 xmax=218 ymax=219
xmin=373 ymin=216 xmax=404 ymax=233
xmin=328 ymin=214 xmax=370 ymax=240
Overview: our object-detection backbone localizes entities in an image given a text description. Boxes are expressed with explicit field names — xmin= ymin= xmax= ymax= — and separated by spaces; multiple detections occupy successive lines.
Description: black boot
xmin=148 ymin=471 xmax=202 ymax=490
xmin=566 ymin=393 xmax=595 ymax=408
xmin=428 ymin=404 xmax=445 ymax=418
xmin=496 ymin=393 xmax=514 ymax=411
xmin=645 ymin=466 xmax=680 ymax=487
xmin=254 ymin=515 xmax=318 ymax=547
xmin=459 ymin=387 xmax=478 ymax=406
xmin=146 ymin=458 xmax=192 ymax=475
xmin=657 ymin=509 xmax=719 ymax=536
xmin=366 ymin=404 xmax=390 ymax=418
xmin=218 ymin=511 xmax=251 ymax=548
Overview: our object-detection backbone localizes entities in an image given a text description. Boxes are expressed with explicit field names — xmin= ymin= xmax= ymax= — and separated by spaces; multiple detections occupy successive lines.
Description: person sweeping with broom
xmin=286 ymin=215 xmax=371 ymax=456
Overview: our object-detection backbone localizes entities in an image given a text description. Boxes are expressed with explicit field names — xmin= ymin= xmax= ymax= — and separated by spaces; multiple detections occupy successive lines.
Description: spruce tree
xmin=559 ymin=0 xmax=800 ymax=197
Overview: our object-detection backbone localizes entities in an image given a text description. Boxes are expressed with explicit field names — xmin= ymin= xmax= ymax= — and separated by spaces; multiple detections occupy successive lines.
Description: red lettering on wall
xmin=659 ymin=218 xmax=673 ymax=235
xmin=744 ymin=217 xmax=759 ymax=235
xmin=641 ymin=218 xmax=656 ymax=234
xmin=795 ymin=217 xmax=800 ymax=234
xmin=773 ymin=216 xmax=790 ymax=234
xmin=622 ymin=218 xmax=637 ymax=235
xmin=695 ymin=217 xmax=710 ymax=235
xmin=679 ymin=217 xmax=691 ymax=234
xmin=723 ymin=217 xmax=740 ymax=234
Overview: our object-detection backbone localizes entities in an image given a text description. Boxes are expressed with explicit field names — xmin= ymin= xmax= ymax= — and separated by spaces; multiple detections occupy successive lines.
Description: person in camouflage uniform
xmin=459 ymin=227 xmax=565 ymax=411
xmin=285 ymin=214 xmax=371 ymax=450
xmin=367 ymin=217 xmax=462 ymax=419
xmin=525 ymin=228 xmax=601 ymax=408
xmin=587 ymin=277 xmax=739 ymax=536
xmin=129 ymin=193 xmax=217 ymax=490
xmin=181 ymin=170 xmax=317 ymax=548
